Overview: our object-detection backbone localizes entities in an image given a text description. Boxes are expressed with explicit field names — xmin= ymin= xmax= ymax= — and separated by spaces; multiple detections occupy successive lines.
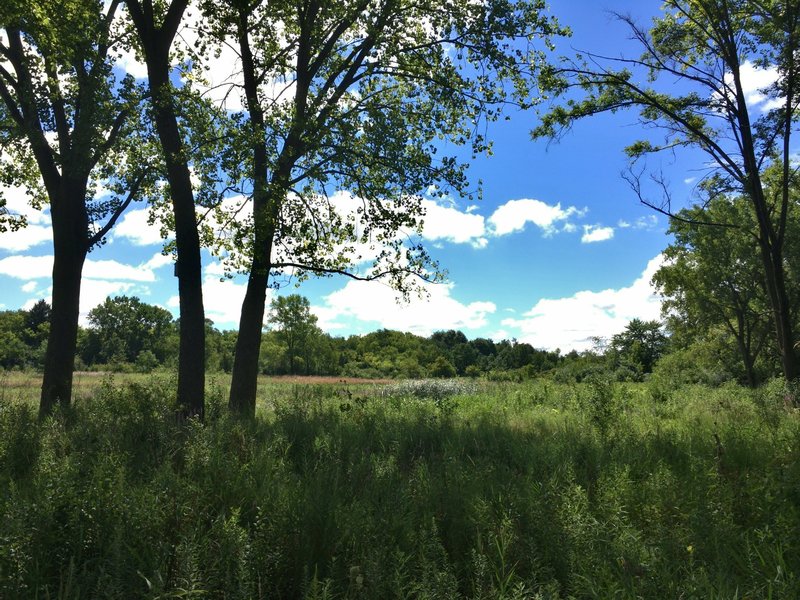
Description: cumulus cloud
xmin=501 ymin=255 xmax=664 ymax=352
xmin=0 ymin=253 xmax=169 ymax=283
xmin=722 ymin=61 xmax=782 ymax=113
xmin=488 ymin=198 xmax=583 ymax=236
xmin=0 ymin=184 xmax=52 ymax=251
xmin=112 ymin=207 xmax=168 ymax=246
xmin=79 ymin=280 xmax=138 ymax=321
xmin=420 ymin=199 xmax=487 ymax=248
xmin=581 ymin=224 xmax=614 ymax=243
xmin=5 ymin=251 xmax=182 ymax=321
xmin=0 ymin=223 xmax=51 ymax=252
xmin=84 ymin=259 xmax=158 ymax=282
xmin=167 ymin=263 xmax=274 ymax=329
xmin=314 ymin=279 xmax=495 ymax=336
xmin=0 ymin=255 xmax=54 ymax=279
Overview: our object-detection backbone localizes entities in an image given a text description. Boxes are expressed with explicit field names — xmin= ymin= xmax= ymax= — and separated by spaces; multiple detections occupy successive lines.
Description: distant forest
xmin=2 ymin=291 xmax=783 ymax=387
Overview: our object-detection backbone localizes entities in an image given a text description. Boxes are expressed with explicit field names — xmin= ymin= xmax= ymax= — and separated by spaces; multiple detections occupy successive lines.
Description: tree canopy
xmin=534 ymin=0 xmax=800 ymax=385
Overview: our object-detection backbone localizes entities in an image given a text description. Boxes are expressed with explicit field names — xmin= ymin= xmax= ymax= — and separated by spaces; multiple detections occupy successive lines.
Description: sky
xmin=0 ymin=1 xmax=782 ymax=352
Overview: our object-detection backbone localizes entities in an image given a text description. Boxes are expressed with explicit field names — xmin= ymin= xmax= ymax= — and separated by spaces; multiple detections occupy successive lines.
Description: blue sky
xmin=0 ymin=1 xmax=778 ymax=351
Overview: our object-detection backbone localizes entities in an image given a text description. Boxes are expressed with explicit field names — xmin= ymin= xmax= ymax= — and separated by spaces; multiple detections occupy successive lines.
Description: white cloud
xmin=84 ymin=259 xmax=157 ymax=282
xmin=723 ymin=61 xmax=782 ymax=113
xmin=167 ymin=264 xmax=274 ymax=329
xmin=420 ymin=199 xmax=487 ymax=248
xmin=112 ymin=207 xmax=167 ymax=246
xmin=488 ymin=198 xmax=583 ymax=236
xmin=315 ymin=279 xmax=495 ymax=336
xmin=0 ymin=224 xmax=52 ymax=252
xmin=21 ymin=281 xmax=38 ymax=293
xmin=0 ymin=184 xmax=52 ymax=251
xmin=0 ymin=254 xmax=167 ymax=283
xmin=78 ymin=280 xmax=138 ymax=322
xmin=143 ymin=252 xmax=174 ymax=271
xmin=0 ymin=255 xmax=54 ymax=279
xmin=501 ymin=255 xmax=664 ymax=352
xmin=617 ymin=215 xmax=658 ymax=231
xmin=581 ymin=224 xmax=614 ymax=243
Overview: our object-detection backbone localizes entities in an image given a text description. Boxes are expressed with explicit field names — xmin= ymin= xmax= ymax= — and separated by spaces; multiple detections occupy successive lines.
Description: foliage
xmin=1 ymin=378 xmax=799 ymax=597
xmin=535 ymin=0 xmax=800 ymax=382
xmin=268 ymin=295 xmax=324 ymax=376
xmin=654 ymin=190 xmax=799 ymax=386
xmin=608 ymin=319 xmax=669 ymax=380
xmin=83 ymin=296 xmax=176 ymax=366
xmin=0 ymin=302 xmax=50 ymax=370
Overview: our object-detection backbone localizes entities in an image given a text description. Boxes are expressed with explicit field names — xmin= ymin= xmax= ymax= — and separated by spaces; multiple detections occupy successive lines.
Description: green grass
xmin=0 ymin=376 xmax=798 ymax=598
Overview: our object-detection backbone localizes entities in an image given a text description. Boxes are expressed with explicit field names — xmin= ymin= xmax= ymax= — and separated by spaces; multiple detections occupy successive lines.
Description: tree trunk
xmin=229 ymin=269 xmax=269 ymax=416
xmin=228 ymin=13 xmax=274 ymax=417
xmin=39 ymin=183 xmax=88 ymax=417
xmin=145 ymin=44 xmax=205 ymax=419
xmin=765 ymin=248 xmax=798 ymax=381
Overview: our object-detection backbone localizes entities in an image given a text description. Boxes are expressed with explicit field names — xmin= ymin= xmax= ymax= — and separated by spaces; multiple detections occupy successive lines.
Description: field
xmin=1 ymin=375 xmax=799 ymax=598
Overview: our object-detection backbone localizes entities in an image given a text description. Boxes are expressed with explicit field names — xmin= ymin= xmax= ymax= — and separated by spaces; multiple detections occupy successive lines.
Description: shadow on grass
xmin=0 ymin=378 xmax=798 ymax=599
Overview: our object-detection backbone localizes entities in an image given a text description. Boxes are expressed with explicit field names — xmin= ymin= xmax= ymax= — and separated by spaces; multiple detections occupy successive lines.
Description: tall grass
xmin=0 ymin=377 xmax=798 ymax=598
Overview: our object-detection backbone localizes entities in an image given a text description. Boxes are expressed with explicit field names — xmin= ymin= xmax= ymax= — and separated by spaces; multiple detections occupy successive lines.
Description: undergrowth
xmin=0 ymin=378 xmax=798 ymax=598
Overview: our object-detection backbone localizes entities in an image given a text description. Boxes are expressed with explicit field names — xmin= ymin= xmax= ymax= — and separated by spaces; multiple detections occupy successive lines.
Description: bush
xmin=428 ymin=356 xmax=456 ymax=378
xmin=134 ymin=349 xmax=160 ymax=373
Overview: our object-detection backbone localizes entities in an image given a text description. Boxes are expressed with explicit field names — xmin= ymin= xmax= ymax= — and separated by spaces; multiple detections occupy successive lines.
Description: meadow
xmin=0 ymin=374 xmax=798 ymax=599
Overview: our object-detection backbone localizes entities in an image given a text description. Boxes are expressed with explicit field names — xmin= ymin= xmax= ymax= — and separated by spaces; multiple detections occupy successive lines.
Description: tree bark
xmin=128 ymin=0 xmax=206 ymax=418
xmin=149 ymin=57 xmax=205 ymax=419
xmin=760 ymin=238 xmax=798 ymax=381
xmin=39 ymin=181 xmax=89 ymax=417
xmin=228 ymin=263 xmax=269 ymax=416
xmin=228 ymin=11 xmax=276 ymax=417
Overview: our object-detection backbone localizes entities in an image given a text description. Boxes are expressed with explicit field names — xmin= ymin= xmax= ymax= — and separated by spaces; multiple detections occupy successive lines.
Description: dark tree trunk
xmin=39 ymin=182 xmax=88 ymax=417
xmin=763 ymin=245 xmax=797 ymax=381
xmin=149 ymin=56 xmax=206 ymax=419
xmin=229 ymin=268 xmax=269 ymax=416
xmin=734 ymin=75 xmax=798 ymax=384
xmin=127 ymin=0 xmax=206 ymax=418
xmin=749 ymin=173 xmax=798 ymax=383
xmin=228 ymin=12 xmax=274 ymax=417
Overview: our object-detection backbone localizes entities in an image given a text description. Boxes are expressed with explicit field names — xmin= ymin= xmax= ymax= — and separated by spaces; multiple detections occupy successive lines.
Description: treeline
xmin=0 ymin=294 xmax=670 ymax=383
xmin=0 ymin=294 xmax=630 ymax=380
xmin=4 ymin=288 xmax=795 ymax=387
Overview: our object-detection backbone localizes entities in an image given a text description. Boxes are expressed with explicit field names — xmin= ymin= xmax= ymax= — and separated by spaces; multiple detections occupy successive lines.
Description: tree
xmin=198 ymin=0 xmax=565 ymax=416
xmin=609 ymin=319 xmax=669 ymax=379
xmin=0 ymin=310 xmax=29 ymax=369
xmin=1 ymin=0 xmax=148 ymax=415
xmin=85 ymin=296 xmax=175 ymax=365
xmin=124 ymin=0 xmax=208 ymax=418
xmin=267 ymin=294 xmax=321 ymax=376
xmin=653 ymin=197 xmax=775 ymax=386
xmin=534 ymin=0 xmax=800 ymax=385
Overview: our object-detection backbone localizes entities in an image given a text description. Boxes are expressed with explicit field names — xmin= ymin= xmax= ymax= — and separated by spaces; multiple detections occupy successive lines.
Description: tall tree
xmin=199 ymin=0 xmax=564 ymax=416
xmin=267 ymin=294 xmax=320 ymax=376
xmin=653 ymin=197 xmax=775 ymax=386
xmin=0 ymin=0 xmax=146 ymax=415
xmin=534 ymin=0 xmax=800 ymax=384
xmin=609 ymin=319 xmax=669 ymax=379
xmin=124 ymin=0 xmax=206 ymax=418
xmin=85 ymin=295 xmax=175 ymax=365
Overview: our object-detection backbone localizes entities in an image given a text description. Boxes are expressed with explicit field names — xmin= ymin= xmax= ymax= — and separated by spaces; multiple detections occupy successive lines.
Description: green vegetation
xmin=535 ymin=0 xmax=800 ymax=383
xmin=1 ymin=376 xmax=798 ymax=598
